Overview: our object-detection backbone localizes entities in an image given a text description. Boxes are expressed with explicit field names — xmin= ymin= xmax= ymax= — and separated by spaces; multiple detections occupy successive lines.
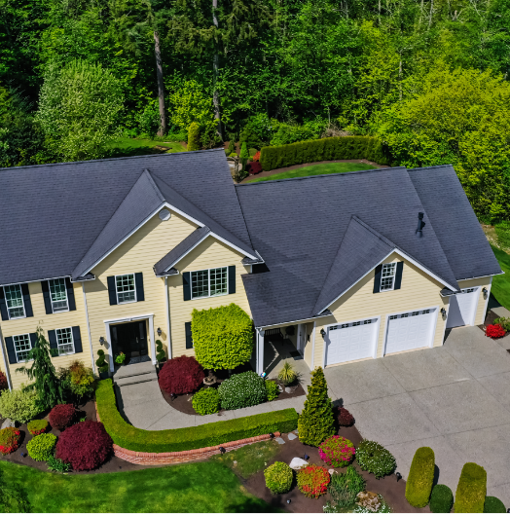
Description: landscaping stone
xmin=328 ymin=468 xmax=335 ymax=475
xmin=289 ymin=457 xmax=308 ymax=469
xmin=275 ymin=437 xmax=285 ymax=445
xmin=287 ymin=432 xmax=297 ymax=440
xmin=285 ymin=387 xmax=292 ymax=393
xmin=1 ymin=418 xmax=15 ymax=429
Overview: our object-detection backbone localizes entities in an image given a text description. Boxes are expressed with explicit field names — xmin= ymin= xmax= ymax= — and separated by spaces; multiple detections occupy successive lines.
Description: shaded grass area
xmin=210 ymin=440 xmax=280 ymax=479
xmin=491 ymin=244 xmax=510 ymax=311
xmin=248 ymin=161 xmax=378 ymax=182
xmin=0 ymin=460 xmax=270 ymax=513
xmin=108 ymin=137 xmax=185 ymax=157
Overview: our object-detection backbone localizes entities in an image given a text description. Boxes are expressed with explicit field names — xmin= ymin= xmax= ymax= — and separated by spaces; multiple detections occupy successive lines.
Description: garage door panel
xmin=385 ymin=309 xmax=437 ymax=355
xmin=447 ymin=288 xmax=479 ymax=328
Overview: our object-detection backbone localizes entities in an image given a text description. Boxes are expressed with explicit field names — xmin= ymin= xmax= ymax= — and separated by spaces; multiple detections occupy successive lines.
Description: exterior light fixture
xmin=396 ymin=472 xmax=402 ymax=482
xmin=482 ymin=287 xmax=488 ymax=299
xmin=304 ymin=453 xmax=309 ymax=461
xmin=441 ymin=308 xmax=447 ymax=320
xmin=99 ymin=337 xmax=105 ymax=346
xmin=287 ymin=500 xmax=291 ymax=504
xmin=157 ymin=327 xmax=162 ymax=337
xmin=269 ymin=433 xmax=275 ymax=439
xmin=320 ymin=328 xmax=326 ymax=337
xmin=219 ymin=447 xmax=226 ymax=454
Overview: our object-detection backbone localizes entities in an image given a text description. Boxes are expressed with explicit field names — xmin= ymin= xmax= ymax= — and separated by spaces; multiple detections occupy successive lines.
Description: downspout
xmin=0 ymin=330 xmax=12 ymax=390
xmin=82 ymin=283 xmax=96 ymax=373
xmin=165 ymin=277 xmax=172 ymax=359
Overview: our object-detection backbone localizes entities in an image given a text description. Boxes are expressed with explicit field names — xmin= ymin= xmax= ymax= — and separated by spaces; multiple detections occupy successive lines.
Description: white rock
xmin=285 ymin=387 xmax=293 ymax=394
xmin=328 ymin=468 xmax=335 ymax=475
xmin=287 ymin=432 xmax=298 ymax=440
xmin=1 ymin=418 xmax=15 ymax=429
xmin=289 ymin=457 xmax=309 ymax=470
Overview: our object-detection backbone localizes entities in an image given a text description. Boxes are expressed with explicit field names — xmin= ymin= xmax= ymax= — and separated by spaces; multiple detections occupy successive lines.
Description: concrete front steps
xmin=114 ymin=361 xmax=158 ymax=387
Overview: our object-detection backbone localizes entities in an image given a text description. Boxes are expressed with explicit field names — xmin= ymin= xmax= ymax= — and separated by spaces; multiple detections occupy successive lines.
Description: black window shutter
xmin=29 ymin=332 xmax=37 ymax=349
xmin=72 ymin=326 xmax=83 ymax=353
xmin=228 ymin=266 xmax=236 ymax=294
xmin=135 ymin=273 xmax=145 ymax=302
xmin=48 ymin=330 xmax=57 ymax=350
xmin=107 ymin=276 xmax=117 ymax=305
xmin=373 ymin=264 xmax=382 ymax=294
xmin=5 ymin=336 xmax=16 ymax=364
xmin=21 ymin=284 xmax=33 ymax=317
xmin=394 ymin=262 xmax=404 ymax=290
xmin=185 ymin=322 xmax=193 ymax=349
xmin=42 ymin=281 xmax=52 ymax=314
xmin=0 ymin=288 xmax=8 ymax=321
xmin=183 ymin=272 xmax=191 ymax=301
xmin=65 ymin=278 xmax=76 ymax=311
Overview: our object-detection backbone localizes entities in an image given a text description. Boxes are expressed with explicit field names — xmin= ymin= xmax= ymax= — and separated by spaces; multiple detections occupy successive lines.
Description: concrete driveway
xmin=324 ymin=325 xmax=510 ymax=506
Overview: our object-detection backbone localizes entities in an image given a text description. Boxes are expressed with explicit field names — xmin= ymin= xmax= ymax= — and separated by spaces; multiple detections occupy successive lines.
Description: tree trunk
xmin=212 ymin=0 xmax=223 ymax=140
xmin=153 ymin=30 xmax=166 ymax=136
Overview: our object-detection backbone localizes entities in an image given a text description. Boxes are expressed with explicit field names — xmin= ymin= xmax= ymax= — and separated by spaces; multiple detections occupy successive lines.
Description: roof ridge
xmin=144 ymin=169 xmax=166 ymax=203
xmin=350 ymin=216 xmax=396 ymax=248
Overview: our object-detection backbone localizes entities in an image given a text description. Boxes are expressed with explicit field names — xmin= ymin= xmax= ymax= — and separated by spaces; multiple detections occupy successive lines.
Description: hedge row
xmin=405 ymin=447 xmax=435 ymax=507
xmin=259 ymin=136 xmax=390 ymax=171
xmin=454 ymin=462 xmax=487 ymax=513
xmin=96 ymin=379 xmax=298 ymax=453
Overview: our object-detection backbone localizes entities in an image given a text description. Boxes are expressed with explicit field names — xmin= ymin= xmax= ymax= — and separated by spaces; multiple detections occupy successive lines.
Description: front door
xmin=110 ymin=320 xmax=148 ymax=364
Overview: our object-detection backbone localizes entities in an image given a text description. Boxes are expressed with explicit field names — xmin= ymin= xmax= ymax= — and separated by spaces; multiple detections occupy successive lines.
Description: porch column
xmin=165 ymin=277 xmax=172 ymax=360
xmin=149 ymin=315 xmax=156 ymax=365
xmin=256 ymin=329 xmax=265 ymax=375
xmin=104 ymin=322 xmax=114 ymax=372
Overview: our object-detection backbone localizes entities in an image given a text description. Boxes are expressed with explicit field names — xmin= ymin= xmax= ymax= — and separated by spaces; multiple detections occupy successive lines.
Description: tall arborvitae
xmin=298 ymin=367 xmax=335 ymax=446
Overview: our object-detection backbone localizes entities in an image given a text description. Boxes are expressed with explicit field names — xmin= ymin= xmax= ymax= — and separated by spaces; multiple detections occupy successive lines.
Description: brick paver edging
xmin=95 ymin=402 xmax=280 ymax=465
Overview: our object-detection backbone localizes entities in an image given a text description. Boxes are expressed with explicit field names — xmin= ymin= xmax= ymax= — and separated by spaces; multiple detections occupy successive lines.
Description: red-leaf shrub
xmin=336 ymin=406 xmax=355 ymax=427
xmin=159 ymin=355 xmax=205 ymax=395
xmin=297 ymin=465 xmax=331 ymax=498
xmin=253 ymin=151 xmax=261 ymax=161
xmin=0 ymin=427 xmax=21 ymax=455
xmin=319 ymin=435 xmax=355 ymax=467
xmin=49 ymin=403 xmax=75 ymax=431
xmin=0 ymin=371 xmax=8 ymax=391
xmin=56 ymin=420 xmax=112 ymax=470
xmin=246 ymin=161 xmax=263 ymax=175
xmin=486 ymin=324 xmax=506 ymax=339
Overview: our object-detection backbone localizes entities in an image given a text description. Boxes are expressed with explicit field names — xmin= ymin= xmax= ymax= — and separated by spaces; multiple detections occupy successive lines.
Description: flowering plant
xmin=319 ymin=435 xmax=356 ymax=467
xmin=486 ymin=324 xmax=506 ymax=338
xmin=253 ymin=150 xmax=261 ymax=161
xmin=297 ymin=465 xmax=330 ymax=498
xmin=0 ymin=427 xmax=21 ymax=455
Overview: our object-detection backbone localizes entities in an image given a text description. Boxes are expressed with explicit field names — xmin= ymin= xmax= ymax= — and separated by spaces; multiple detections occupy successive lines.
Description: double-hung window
xmin=56 ymin=327 xmax=75 ymax=355
xmin=191 ymin=267 xmax=228 ymax=299
xmin=116 ymin=274 xmax=136 ymax=304
xmin=13 ymin=334 xmax=31 ymax=362
xmin=49 ymin=278 xmax=68 ymax=312
xmin=4 ymin=285 xmax=25 ymax=319
xmin=380 ymin=263 xmax=396 ymax=291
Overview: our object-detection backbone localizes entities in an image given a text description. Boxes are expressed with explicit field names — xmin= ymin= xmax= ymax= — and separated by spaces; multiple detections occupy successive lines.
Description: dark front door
xmin=110 ymin=321 xmax=148 ymax=364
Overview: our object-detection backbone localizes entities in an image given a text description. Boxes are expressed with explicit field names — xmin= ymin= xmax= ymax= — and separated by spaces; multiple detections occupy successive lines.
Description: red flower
xmin=253 ymin=151 xmax=261 ymax=161
xmin=0 ymin=427 xmax=21 ymax=455
xmin=486 ymin=324 xmax=506 ymax=339
xmin=297 ymin=465 xmax=330 ymax=498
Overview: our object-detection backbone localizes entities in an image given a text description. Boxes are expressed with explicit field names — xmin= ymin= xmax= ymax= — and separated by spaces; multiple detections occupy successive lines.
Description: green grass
xmin=108 ymin=137 xmax=185 ymax=158
xmin=491 ymin=244 xmax=510 ymax=310
xmin=248 ymin=161 xmax=378 ymax=182
xmin=210 ymin=440 xmax=280 ymax=479
xmin=0 ymin=460 xmax=270 ymax=513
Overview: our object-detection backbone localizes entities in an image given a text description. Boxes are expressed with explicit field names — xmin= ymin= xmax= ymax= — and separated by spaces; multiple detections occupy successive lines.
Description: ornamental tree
xmin=298 ymin=367 xmax=335 ymax=446
xmin=192 ymin=304 xmax=253 ymax=371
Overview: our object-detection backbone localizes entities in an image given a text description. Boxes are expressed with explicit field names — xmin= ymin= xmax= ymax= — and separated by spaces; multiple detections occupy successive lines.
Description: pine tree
xmin=16 ymin=327 xmax=65 ymax=410
xmin=298 ymin=367 xmax=335 ymax=446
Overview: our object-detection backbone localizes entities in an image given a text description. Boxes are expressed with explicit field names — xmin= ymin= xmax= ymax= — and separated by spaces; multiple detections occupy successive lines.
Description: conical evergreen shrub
xmin=298 ymin=367 xmax=335 ymax=446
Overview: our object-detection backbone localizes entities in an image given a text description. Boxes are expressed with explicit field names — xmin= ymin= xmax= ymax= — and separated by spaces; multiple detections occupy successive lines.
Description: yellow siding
xmin=167 ymin=237 xmax=252 ymax=358
xmin=312 ymin=253 xmax=449 ymax=368
xmin=458 ymin=277 xmax=491 ymax=325
xmin=0 ymin=282 xmax=88 ymax=390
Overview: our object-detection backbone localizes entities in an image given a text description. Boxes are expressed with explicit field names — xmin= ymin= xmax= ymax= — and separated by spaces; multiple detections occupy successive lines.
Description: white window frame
xmin=48 ymin=278 xmax=69 ymax=313
xmin=55 ymin=327 xmax=75 ymax=356
xmin=3 ymin=284 xmax=26 ymax=320
xmin=115 ymin=274 xmax=137 ymax=305
xmin=13 ymin=333 xmax=31 ymax=362
xmin=190 ymin=267 xmax=229 ymax=300
xmin=380 ymin=263 xmax=397 ymax=292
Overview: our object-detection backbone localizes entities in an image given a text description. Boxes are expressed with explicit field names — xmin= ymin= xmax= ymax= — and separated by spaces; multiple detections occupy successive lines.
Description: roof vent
xmin=415 ymin=212 xmax=425 ymax=238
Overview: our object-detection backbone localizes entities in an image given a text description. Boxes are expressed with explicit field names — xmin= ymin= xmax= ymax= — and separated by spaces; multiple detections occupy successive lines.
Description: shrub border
xmin=96 ymin=379 xmax=298 ymax=454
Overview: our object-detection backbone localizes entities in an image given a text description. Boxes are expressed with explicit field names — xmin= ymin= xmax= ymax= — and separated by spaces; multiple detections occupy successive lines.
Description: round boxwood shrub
xmin=192 ymin=388 xmax=220 ymax=415
xmin=27 ymin=419 xmax=49 ymax=435
xmin=319 ymin=435 xmax=355 ymax=468
xmin=56 ymin=420 xmax=112 ymax=471
xmin=430 ymin=484 xmax=454 ymax=513
xmin=218 ymin=371 xmax=267 ymax=410
xmin=356 ymin=441 xmax=396 ymax=479
xmin=49 ymin=403 xmax=75 ymax=431
xmin=27 ymin=433 xmax=57 ymax=461
xmin=0 ymin=427 xmax=21 ymax=455
xmin=297 ymin=465 xmax=331 ymax=498
xmin=405 ymin=447 xmax=435 ymax=507
xmin=264 ymin=461 xmax=293 ymax=494
xmin=484 ymin=496 xmax=506 ymax=513
xmin=158 ymin=355 xmax=205 ymax=395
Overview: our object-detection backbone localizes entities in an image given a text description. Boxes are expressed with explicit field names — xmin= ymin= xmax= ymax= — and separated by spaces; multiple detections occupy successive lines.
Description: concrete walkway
xmin=324 ymin=325 xmax=510 ymax=506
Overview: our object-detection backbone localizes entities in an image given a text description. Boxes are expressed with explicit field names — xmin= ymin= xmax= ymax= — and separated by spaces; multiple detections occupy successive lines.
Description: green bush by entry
xmin=430 ymin=484 xmax=454 ymax=513
xmin=259 ymin=136 xmax=389 ymax=171
xmin=0 ymin=388 xmax=43 ymax=424
xmin=96 ymin=379 xmax=298 ymax=453
xmin=484 ymin=496 xmax=506 ymax=513
xmin=218 ymin=371 xmax=267 ymax=410
xmin=27 ymin=433 xmax=57 ymax=461
xmin=264 ymin=461 xmax=293 ymax=494
xmin=265 ymin=380 xmax=279 ymax=401
xmin=454 ymin=462 xmax=487 ymax=513
xmin=192 ymin=388 xmax=220 ymax=415
xmin=405 ymin=446 xmax=435 ymax=507
xmin=356 ymin=441 xmax=396 ymax=479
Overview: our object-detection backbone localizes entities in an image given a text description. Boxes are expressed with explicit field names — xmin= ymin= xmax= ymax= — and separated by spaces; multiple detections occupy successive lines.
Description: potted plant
xmin=115 ymin=352 xmax=126 ymax=366
xmin=155 ymin=340 xmax=166 ymax=370
xmin=96 ymin=350 xmax=110 ymax=379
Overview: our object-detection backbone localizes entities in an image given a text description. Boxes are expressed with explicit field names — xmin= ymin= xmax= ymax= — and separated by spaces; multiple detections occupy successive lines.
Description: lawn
xmin=247 ymin=161 xmax=378 ymax=182
xmin=491 ymin=244 xmax=510 ymax=310
xmin=0 ymin=460 xmax=270 ymax=513
xmin=108 ymin=137 xmax=185 ymax=158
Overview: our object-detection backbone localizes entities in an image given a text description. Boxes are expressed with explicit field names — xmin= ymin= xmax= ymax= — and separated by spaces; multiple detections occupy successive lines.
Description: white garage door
xmin=325 ymin=318 xmax=378 ymax=366
xmin=385 ymin=309 xmax=437 ymax=355
xmin=447 ymin=288 xmax=479 ymax=328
